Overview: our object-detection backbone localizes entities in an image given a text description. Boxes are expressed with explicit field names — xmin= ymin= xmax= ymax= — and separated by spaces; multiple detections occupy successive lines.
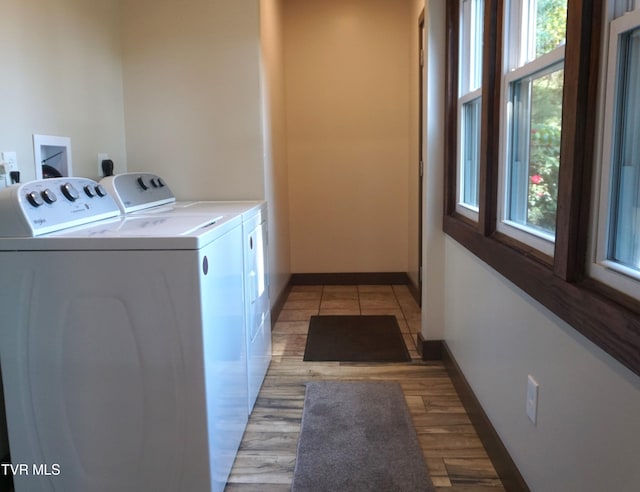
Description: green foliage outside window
xmin=528 ymin=122 xmax=561 ymax=232
xmin=526 ymin=0 xmax=567 ymax=234
xmin=536 ymin=0 xmax=568 ymax=57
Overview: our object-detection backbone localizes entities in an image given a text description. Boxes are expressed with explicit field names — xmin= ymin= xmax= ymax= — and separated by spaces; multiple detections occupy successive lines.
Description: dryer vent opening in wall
xmin=33 ymin=134 xmax=73 ymax=179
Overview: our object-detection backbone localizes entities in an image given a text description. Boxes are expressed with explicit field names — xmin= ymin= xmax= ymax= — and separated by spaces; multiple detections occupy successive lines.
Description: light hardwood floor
xmin=225 ymin=285 xmax=505 ymax=491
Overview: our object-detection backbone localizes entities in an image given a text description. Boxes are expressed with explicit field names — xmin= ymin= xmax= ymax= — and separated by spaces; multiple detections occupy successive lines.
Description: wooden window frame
xmin=443 ymin=0 xmax=640 ymax=376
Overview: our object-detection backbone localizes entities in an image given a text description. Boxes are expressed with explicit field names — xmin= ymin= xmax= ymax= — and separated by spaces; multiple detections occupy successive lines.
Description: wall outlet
xmin=1 ymin=151 xmax=18 ymax=186
xmin=526 ymin=375 xmax=539 ymax=425
xmin=2 ymin=151 xmax=17 ymax=170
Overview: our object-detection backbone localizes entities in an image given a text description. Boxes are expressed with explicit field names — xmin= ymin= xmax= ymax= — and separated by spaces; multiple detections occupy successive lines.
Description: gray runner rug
xmin=291 ymin=381 xmax=434 ymax=492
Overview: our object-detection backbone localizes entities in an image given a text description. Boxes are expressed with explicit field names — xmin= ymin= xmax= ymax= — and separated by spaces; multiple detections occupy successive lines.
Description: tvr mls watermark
xmin=1 ymin=463 xmax=61 ymax=476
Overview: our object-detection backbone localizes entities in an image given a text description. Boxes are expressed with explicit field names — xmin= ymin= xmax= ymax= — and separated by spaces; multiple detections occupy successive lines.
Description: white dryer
xmin=0 ymin=178 xmax=247 ymax=492
xmin=101 ymin=173 xmax=272 ymax=412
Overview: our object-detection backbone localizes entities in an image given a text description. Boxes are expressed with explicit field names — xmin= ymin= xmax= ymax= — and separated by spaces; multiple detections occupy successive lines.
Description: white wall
xmin=0 ymin=0 xmax=126 ymax=182
xmin=421 ymin=0 xmax=445 ymax=339
xmin=444 ymin=238 xmax=640 ymax=491
xmin=260 ymin=0 xmax=292 ymax=303
xmin=120 ymin=0 xmax=265 ymax=201
xmin=283 ymin=0 xmax=413 ymax=273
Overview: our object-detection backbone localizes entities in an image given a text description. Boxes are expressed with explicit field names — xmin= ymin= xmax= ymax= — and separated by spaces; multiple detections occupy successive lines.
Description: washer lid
xmin=0 ymin=213 xmax=241 ymax=251
xmin=67 ymin=214 xmax=225 ymax=237
xmin=132 ymin=200 xmax=265 ymax=221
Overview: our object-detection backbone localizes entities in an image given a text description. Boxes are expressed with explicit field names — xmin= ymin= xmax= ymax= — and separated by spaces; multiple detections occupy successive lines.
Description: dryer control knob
xmin=26 ymin=191 xmax=44 ymax=207
xmin=41 ymin=189 xmax=57 ymax=204
xmin=150 ymin=178 xmax=159 ymax=188
xmin=137 ymin=176 xmax=149 ymax=190
xmin=61 ymin=183 xmax=80 ymax=202
xmin=157 ymin=178 xmax=165 ymax=187
xmin=84 ymin=185 xmax=96 ymax=198
xmin=95 ymin=184 xmax=107 ymax=197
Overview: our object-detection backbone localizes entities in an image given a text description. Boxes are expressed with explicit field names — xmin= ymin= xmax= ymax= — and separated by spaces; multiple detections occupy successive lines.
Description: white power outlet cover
xmin=1 ymin=151 xmax=17 ymax=171
xmin=1 ymin=152 xmax=17 ymax=186
xmin=526 ymin=375 xmax=539 ymax=425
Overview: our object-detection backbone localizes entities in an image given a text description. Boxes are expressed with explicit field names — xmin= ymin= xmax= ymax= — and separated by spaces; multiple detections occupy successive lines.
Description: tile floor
xmin=225 ymin=284 xmax=505 ymax=491
xmin=275 ymin=284 xmax=422 ymax=361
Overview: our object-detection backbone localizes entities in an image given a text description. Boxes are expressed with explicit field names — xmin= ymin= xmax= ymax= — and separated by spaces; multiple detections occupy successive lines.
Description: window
xmin=498 ymin=0 xmax=567 ymax=255
xmin=592 ymin=6 xmax=640 ymax=299
xmin=444 ymin=0 xmax=640 ymax=377
xmin=456 ymin=0 xmax=484 ymax=220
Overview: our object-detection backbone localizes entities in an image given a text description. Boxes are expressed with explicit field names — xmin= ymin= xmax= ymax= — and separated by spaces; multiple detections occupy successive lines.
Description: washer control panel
xmin=100 ymin=172 xmax=175 ymax=213
xmin=0 ymin=178 xmax=121 ymax=237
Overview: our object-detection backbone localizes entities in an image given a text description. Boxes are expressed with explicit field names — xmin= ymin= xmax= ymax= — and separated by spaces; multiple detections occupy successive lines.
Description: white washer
xmin=0 ymin=178 xmax=247 ymax=492
xmin=101 ymin=173 xmax=272 ymax=412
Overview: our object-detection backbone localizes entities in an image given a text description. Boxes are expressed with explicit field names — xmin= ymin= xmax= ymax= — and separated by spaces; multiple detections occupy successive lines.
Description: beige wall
xmin=120 ymin=0 xmax=265 ymax=201
xmin=283 ymin=0 xmax=413 ymax=273
xmin=0 ymin=0 xmax=126 ymax=182
xmin=260 ymin=0 xmax=292 ymax=303
xmin=120 ymin=0 xmax=291 ymax=302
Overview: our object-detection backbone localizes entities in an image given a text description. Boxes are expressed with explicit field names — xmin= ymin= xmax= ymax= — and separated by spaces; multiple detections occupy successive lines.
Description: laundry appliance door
xmin=0 ymin=248 xmax=232 ymax=492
